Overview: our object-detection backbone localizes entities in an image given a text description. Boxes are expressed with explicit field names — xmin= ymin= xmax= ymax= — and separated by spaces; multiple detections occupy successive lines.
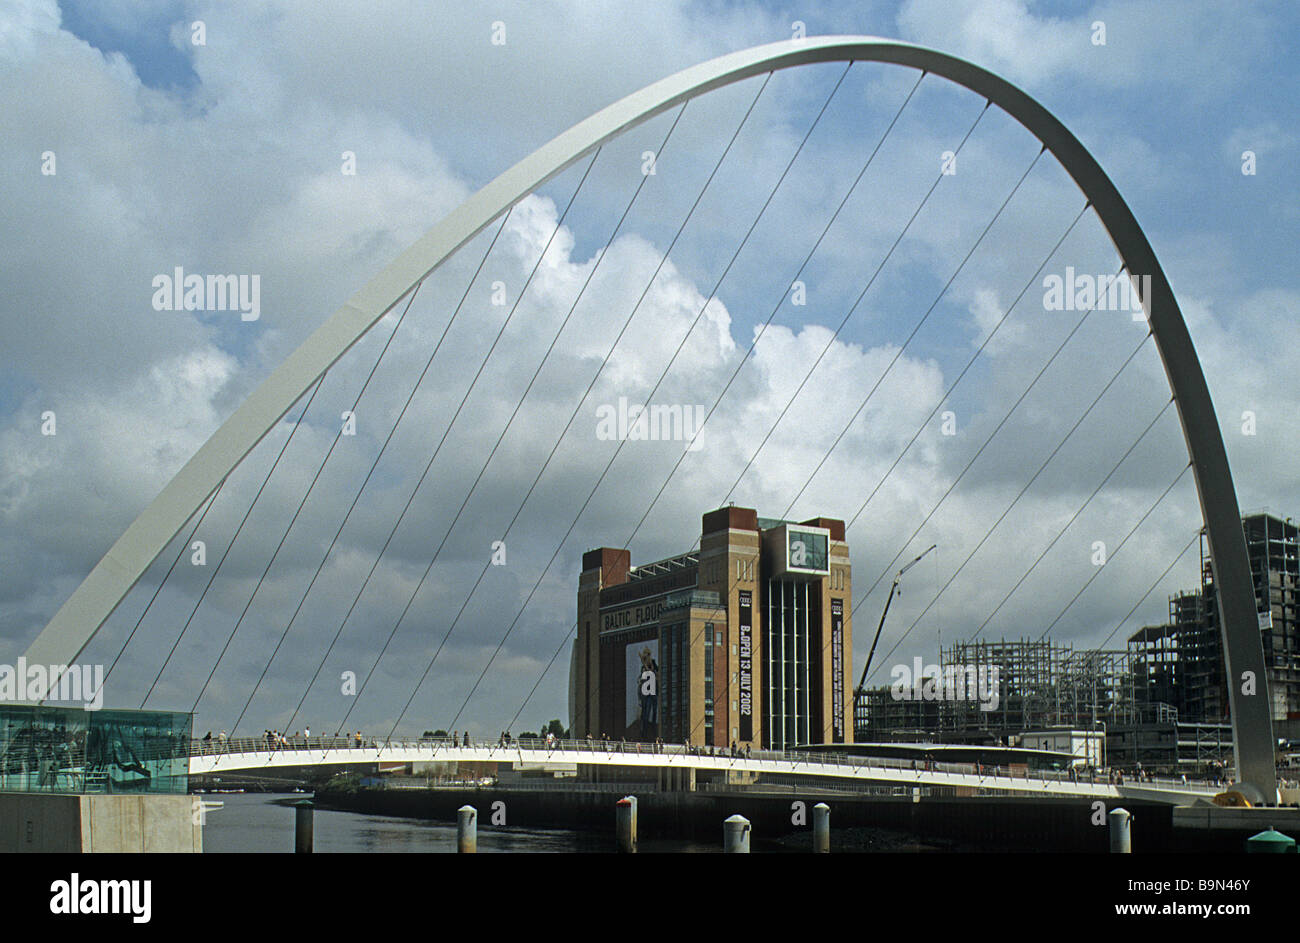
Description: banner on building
xmin=831 ymin=597 xmax=844 ymax=743
xmin=624 ymin=640 xmax=658 ymax=740
xmin=738 ymin=589 xmax=753 ymax=742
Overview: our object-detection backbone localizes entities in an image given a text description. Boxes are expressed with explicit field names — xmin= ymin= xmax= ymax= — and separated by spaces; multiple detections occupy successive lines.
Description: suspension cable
xmin=231 ymin=210 xmax=515 ymax=735
xmin=141 ymin=372 xmax=327 ymax=706
xmin=281 ymin=147 xmax=604 ymax=735
xmin=337 ymin=104 xmax=694 ymax=733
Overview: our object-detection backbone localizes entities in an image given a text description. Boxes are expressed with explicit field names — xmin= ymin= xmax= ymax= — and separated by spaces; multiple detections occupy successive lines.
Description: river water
xmin=201 ymin=791 xmax=957 ymax=853
xmin=202 ymin=792 xmax=708 ymax=853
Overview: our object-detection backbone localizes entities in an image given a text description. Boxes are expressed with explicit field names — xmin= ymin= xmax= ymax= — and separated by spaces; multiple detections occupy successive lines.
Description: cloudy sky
xmin=2 ymin=0 xmax=1296 ymax=739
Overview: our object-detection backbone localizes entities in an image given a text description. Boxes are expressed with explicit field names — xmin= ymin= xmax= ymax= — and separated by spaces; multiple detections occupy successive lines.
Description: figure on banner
xmin=638 ymin=647 xmax=659 ymax=740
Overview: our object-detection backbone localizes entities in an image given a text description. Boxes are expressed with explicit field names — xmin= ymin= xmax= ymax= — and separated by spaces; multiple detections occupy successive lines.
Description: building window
xmin=704 ymin=621 xmax=715 ymax=745
xmin=766 ymin=578 xmax=813 ymax=750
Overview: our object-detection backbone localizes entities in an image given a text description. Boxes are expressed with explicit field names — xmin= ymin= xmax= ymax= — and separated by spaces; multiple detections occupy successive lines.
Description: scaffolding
xmin=849 ymin=633 xmax=1232 ymax=771
xmin=933 ymin=638 xmax=1132 ymax=737
xmin=1127 ymin=622 xmax=1180 ymax=723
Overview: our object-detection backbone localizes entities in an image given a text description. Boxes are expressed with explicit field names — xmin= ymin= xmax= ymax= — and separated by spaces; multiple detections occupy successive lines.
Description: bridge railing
xmin=186 ymin=734 xmax=1221 ymax=791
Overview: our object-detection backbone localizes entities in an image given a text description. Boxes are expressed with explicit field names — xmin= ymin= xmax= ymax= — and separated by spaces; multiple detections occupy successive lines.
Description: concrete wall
xmin=0 ymin=794 xmax=201 ymax=853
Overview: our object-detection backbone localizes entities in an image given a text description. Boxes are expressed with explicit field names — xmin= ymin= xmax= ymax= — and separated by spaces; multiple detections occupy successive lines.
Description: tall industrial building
xmin=1203 ymin=513 xmax=1299 ymax=735
xmin=570 ymin=506 xmax=854 ymax=750
xmin=1133 ymin=513 xmax=1299 ymax=732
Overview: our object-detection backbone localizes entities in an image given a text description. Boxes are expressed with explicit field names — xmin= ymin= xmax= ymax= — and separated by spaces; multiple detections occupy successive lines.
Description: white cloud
xmin=0 ymin=1 xmax=1293 ymax=736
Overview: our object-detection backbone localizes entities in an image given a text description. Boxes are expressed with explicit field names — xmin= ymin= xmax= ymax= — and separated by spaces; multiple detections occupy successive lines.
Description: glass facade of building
xmin=766 ymin=579 xmax=814 ymax=750
xmin=0 ymin=705 xmax=191 ymax=795
xmin=703 ymin=621 xmax=716 ymax=744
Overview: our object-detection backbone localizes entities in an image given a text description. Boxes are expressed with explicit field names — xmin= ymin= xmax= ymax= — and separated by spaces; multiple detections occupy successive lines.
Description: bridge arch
xmin=25 ymin=36 xmax=1274 ymax=797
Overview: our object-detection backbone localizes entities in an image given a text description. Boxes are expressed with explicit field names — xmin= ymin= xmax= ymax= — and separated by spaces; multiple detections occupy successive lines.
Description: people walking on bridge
xmin=304 ymin=726 xmax=310 ymax=744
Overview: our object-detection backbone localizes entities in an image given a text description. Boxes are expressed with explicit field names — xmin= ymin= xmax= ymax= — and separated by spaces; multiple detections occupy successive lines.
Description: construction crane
xmin=855 ymin=543 xmax=937 ymax=695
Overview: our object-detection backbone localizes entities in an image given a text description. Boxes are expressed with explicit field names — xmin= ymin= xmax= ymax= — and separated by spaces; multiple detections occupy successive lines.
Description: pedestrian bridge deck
xmin=189 ymin=737 xmax=1220 ymax=805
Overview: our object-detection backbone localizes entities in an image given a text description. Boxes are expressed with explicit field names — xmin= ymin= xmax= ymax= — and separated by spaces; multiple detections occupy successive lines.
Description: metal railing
xmin=185 ymin=734 xmax=1224 ymax=792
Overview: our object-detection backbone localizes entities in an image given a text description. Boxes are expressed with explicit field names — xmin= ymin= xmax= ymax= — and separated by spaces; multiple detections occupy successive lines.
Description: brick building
xmin=569 ymin=506 xmax=854 ymax=750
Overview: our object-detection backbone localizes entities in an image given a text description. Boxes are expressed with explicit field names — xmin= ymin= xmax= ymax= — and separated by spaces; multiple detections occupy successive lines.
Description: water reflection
xmin=203 ymin=793 xmax=624 ymax=853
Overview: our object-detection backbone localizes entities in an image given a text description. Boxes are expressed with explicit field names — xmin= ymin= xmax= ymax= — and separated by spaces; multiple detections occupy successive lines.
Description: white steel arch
xmin=26 ymin=36 xmax=1274 ymax=799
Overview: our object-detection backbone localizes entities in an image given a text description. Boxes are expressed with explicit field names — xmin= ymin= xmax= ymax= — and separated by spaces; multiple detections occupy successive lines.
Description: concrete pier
xmin=1108 ymin=808 xmax=1132 ymax=853
xmin=294 ymin=800 xmax=314 ymax=853
xmin=457 ymin=805 xmax=477 ymax=853
xmin=813 ymin=802 xmax=830 ymax=853
xmin=724 ymin=814 xmax=751 ymax=853
xmin=0 ymin=793 xmax=201 ymax=853
xmin=616 ymin=796 xmax=638 ymax=853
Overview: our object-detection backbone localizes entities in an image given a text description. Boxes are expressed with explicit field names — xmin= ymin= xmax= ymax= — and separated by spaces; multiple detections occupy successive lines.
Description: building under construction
xmin=854 ymin=637 xmax=1139 ymax=742
xmin=1212 ymin=513 xmax=1300 ymax=735
xmin=851 ymin=512 xmax=1295 ymax=772
xmin=854 ymin=635 xmax=1233 ymax=774
xmin=1127 ymin=513 xmax=1299 ymax=733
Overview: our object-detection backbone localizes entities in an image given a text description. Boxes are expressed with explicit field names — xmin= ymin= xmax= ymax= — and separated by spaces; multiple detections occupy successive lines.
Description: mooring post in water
xmin=294 ymin=799 xmax=314 ymax=854
xmin=724 ymin=813 xmax=751 ymax=853
xmin=616 ymin=795 xmax=638 ymax=853
xmin=1108 ymin=807 xmax=1131 ymax=854
xmin=813 ymin=802 xmax=830 ymax=853
xmin=457 ymin=805 xmax=477 ymax=853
